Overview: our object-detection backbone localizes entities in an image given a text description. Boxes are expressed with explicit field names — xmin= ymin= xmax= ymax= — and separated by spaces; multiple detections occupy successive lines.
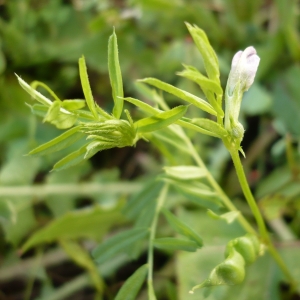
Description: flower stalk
xmin=223 ymin=47 xmax=296 ymax=289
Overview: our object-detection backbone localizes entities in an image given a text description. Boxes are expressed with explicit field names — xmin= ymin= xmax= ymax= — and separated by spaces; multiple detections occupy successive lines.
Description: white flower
xmin=224 ymin=47 xmax=260 ymax=143
xmin=227 ymin=46 xmax=260 ymax=96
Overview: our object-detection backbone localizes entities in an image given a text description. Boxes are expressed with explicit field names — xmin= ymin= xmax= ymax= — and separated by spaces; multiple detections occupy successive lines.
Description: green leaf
xmin=139 ymin=78 xmax=217 ymax=116
xmin=161 ymin=178 xmax=222 ymax=210
xmin=92 ymin=227 xmax=149 ymax=264
xmin=78 ymin=56 xmax=99 ymax=120
xmin=152 ymin=130 xmax=191 ymax=154
xmin=21 ymin=205 xmax=124 ymax=253
xmin=185 ymin=23 xmax=220 ymax=82
xmin=153 ymin=237 xmax=199 ymax=252
xmin=43 ymin=101 xmax=61 ymax=122
xmin=207 ymin=210 xmax=241 ymax=224
xmin=108 ymin=29 xmax=124 ymax=119
xmin=123 ymin=97 xmax=220 ymax=137
xmin=177 ymin=65 xmax=224 ymax=117
xmin=62 ymin=99 xmax=86 ymax=111
xmin=134 ymin=105 xmax=188 ymax=133
xmin=123 ymin=97 xmax=159 ymax=115
xmin=192 ymin=118 xmax=228 ymax=138
xmin=84 ymin=141 xmax=104 ymax=159
xmin=115 ymin=264 xmax=148 ymax=300
xmin=123 ymin=181 xmax=163 ymax=219
xmin=52 ymin=143 xmax=89 ymax=171
xmin=163 ymin=178 xmax=216 ymax=198
xmin=16 ymin=74 xmax=52 ymax=107
xmin=49 ymin=112 xmax=78 ymax=130
xmin=162 ymin=209 xmax=203 ymax=247
xmin=177 ymin=118 xmax=221 ymax=138
xmin=177 ymin=66 xmax=222 ymax=95
xmin=60 ymin=240 xmax=103 ymax=292
xmin=164 ymin=166 xmax=206 ymax=180
xmin=28 ymin=126 xmax=84 ymax=156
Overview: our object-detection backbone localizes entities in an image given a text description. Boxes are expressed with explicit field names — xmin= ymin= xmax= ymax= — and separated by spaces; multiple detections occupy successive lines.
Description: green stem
xmin=229 ymin=149 xmax=296 ymax=287
xmin=156 ymin=95 xmax=255 ymax=233
xmin=230 ymin=150 xmax=268 ymax=238
xmin=147 ymin=184 xmax=169 ymax=299
xmin=182 ymin=136 xmax=256 ymax=235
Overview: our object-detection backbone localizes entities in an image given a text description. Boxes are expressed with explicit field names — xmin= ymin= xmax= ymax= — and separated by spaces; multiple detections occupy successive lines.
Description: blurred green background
xmin=0 ymin=0 xmax=300 ymax=299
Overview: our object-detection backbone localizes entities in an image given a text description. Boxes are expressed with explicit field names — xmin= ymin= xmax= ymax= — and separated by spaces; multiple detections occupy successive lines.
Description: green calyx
xmin=81 ymin=119 xmax=136 ymax=150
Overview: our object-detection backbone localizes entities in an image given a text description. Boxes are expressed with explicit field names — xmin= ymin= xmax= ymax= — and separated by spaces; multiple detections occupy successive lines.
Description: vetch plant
xmin=16 ymin=23 xmax=298 ymax=298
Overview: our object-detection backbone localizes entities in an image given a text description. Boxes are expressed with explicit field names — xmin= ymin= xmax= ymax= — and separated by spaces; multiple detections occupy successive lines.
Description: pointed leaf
xmin=164 ymin=166 xmax=206 ymax=180
xmin=163 ymin=178 xmax=216 ymax=198
xmin=177 ymin=66 xmax=224 ymax=117
xmin=123 ymin=97 xmax=219 ymax=137
xmin=139 ymin=78 xmax=216 ymax=115
xmin=52 ymin=143 xmax=89 ymax=171
xmin=162 ymin=209 xmax=203 ymax=247
xmin=123 ymin=97 xmax=159 ymax=115
xmin=177 ymin=67 xmax=222 ymax=95
xmin=16 ymin=74 xmax=52 ymax=106
xmin=108 ymin=30 xmax=124 ymax=119
xmin=177 ymin=118 xmax=220 ymax=137
xmin=92 ymin=228 xmax=149 ymax=264
xmin=161 ymin=178 xmax=222 ymax=209
xmin=192 ymin=118 xmax=228 ymax=138
xmin=153 ymin=237 xmax=198 ymax=252
xmin=115 ymin=264 xmax=148 ymax=300
xmin=152 ymin=130 xmax=191 ymax=154
xmin=28 ymin=126 xmax=84 ymax=156
xmin=84 ymin=141 xmax=105 ymax=159
xmin=134 ymin=105 xmax=188 ymax=133
xmin=185 ymin=23 xmax=220 ymax=82
xmin=78 ymin=56 xmax=99 ymax=120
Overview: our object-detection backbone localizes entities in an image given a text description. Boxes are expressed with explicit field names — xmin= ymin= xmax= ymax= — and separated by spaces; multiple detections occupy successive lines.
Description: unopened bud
xmin=228 ymin=46 xmax=260 ymax=96
xmin=225 ymin=47 xmax=260 ymax=144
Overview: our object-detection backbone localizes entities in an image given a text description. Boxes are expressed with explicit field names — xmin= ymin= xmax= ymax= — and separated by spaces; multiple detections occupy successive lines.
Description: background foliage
xmin=0 ymin=0 xmax=300 ymax=299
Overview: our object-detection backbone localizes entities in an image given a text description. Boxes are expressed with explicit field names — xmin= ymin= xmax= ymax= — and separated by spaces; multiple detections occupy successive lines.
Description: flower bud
xmin=225 ymin=47 xmax=260 ymax=143
xmin=228 ymin=46 xmax=260 ymax=96
xmin=82 ymin=119 xmax=136 ymax=149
